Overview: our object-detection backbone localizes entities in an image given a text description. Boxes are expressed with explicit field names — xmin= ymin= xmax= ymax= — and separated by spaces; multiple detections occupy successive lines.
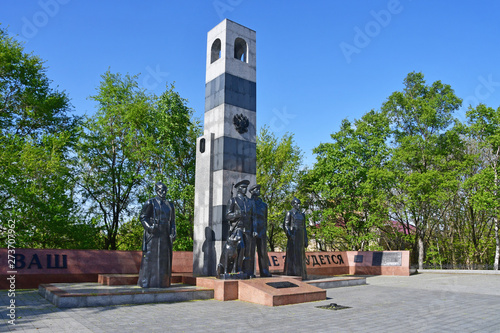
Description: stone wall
xmin=0 ymin=248 xmax=192 ymax=289
xmin=266 ymin=251 xmax=410 ymax=276
xmin=0 ymin=248 xmax=409 ymax=289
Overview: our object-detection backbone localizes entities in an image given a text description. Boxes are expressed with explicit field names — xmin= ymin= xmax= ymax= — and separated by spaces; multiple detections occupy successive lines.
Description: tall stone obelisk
xmin=193 ymin=19 xmax=256 ymax=276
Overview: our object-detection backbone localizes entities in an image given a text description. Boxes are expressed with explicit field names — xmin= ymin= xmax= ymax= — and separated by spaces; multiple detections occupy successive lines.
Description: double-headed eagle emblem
xmin=233 ymin=113 xmax=249 ymax=134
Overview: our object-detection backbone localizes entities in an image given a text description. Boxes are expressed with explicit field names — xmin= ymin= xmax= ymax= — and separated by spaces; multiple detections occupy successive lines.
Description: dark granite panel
xmin=205 ymin=73 xmax=256 ymax=112
xmin=212 ymin=136 xmax=256 ymax=174
xmin=250 ymin=81 xmax=256 ymax=96
xmin=205 ymin=74 xmax=224 ymax=111
xmin=372 ymin=252 xmax=402 ymax=266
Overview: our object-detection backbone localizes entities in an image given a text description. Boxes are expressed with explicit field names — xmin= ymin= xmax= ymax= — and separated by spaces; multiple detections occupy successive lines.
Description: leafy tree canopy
xmin=256 ymin=126 xmax=303 ymax=251
xmin=0 ymin=27 xmax=97 ymax=249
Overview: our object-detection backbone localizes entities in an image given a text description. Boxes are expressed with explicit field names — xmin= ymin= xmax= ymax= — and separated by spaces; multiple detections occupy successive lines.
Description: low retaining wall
xmin=266 ymin=251 xmax=409 ymax=276
xmin=0 ymin=249 xmax=192 ymax=289
xmin=0 ymin=248 xmax=408 ymax=289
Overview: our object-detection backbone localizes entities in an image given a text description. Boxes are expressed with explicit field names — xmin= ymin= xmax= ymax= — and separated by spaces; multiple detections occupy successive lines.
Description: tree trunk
xmin=494 ymin=217 xmax=499 ymax=270
xmin=268 ymin=225 xmax=275 ymax=252
xmin=418 ymin=235 xmax=424 ymax=270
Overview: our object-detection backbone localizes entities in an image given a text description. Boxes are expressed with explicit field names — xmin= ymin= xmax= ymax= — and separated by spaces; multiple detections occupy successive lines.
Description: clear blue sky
xmin=2 ymin=1 xmax=500 ymax=166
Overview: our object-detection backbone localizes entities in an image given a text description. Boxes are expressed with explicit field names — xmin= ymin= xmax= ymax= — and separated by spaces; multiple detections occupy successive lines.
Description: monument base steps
xmin=40 ymin=274 xmax=366 ymax=308
xmin=238 ymin=277 xmax=326 ymax=306
xmin=195 ymin=275 xmax=365 ymax=306
xmin=38 ymin=282 xmax=213 ymax=308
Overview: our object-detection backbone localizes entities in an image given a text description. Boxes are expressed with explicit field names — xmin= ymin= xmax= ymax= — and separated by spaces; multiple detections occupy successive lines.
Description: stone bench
xmin=98 ymin=273 xmax=196 ymax=286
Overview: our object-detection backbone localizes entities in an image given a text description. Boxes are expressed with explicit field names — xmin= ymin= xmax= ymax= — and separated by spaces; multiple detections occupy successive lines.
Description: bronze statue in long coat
xmin=138 ymin=182 xmax=176 ymax=288
xmin=283 ymin=198 xmax=308 ymax=279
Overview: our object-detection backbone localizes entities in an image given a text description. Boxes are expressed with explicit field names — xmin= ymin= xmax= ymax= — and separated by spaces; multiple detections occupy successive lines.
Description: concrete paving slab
xmin=2 ymin=273 xmax=499 ymax=332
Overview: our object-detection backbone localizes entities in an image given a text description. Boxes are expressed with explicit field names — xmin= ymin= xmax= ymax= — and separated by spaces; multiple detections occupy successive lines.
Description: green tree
xmin=428 ymin=137 xmax=494 ymax=269
xmin=116 ymin=217 xmax=143 ymax=251
xmin=0 ymin=27 xmax=97 ymax=248
xmin=77 ymin=71 xmax=153 ymax=250
xmin=305 ymin=110 xmax=391 ymax=251
xmin=466 ymin=104 xmax=500 ymax=270
xmin=79 ymin=73 xmax=201 ymax=251
xmin=256 ymin=126 xmax=303 ymax=251
xmin=382 ymin=72 xmax=463 ymax=269
xmin=142 ymin=84 xmax=201 ymax=251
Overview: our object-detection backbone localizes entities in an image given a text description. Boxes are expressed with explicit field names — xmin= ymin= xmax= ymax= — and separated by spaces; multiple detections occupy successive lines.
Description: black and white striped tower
xmin=193 ymin=20 xmax=257 ymax=276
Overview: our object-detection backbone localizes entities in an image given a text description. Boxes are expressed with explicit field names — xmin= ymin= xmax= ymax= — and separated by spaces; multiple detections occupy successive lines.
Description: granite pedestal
xmin=38 ymin=282 xmax=213 ymax=308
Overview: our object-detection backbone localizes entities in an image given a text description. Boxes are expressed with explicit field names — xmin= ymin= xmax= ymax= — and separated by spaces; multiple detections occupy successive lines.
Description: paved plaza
xmin=1 ymin=273 xmax=499 ymax=332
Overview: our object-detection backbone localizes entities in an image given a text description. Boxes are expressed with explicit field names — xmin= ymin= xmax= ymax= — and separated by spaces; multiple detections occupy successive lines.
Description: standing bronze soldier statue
xmin=138 ymin=182 xmax=176 ymax=288
xmin=225 ymin=180 xmax=255 ymax=277
xmin=249 ymin=184 xmax=271 ymax=277
xmin=283 ymin=197 xmax=308 ymax=279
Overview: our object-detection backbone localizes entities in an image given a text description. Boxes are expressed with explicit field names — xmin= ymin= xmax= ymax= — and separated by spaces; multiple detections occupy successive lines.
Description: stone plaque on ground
xmin=266 ymin=281 xmax=299 ymax=289
xmin=354 ymin=255 xmax=363 ymax=263
xmin=372 ymin=252 xmax=402 ymax=266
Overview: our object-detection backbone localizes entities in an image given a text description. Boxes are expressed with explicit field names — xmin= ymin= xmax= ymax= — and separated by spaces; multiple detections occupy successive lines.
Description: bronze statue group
xmin=137 ymin=180 xmax=308 ymax=288
xmin=219 ymin=180 xmax=271 ymax=278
